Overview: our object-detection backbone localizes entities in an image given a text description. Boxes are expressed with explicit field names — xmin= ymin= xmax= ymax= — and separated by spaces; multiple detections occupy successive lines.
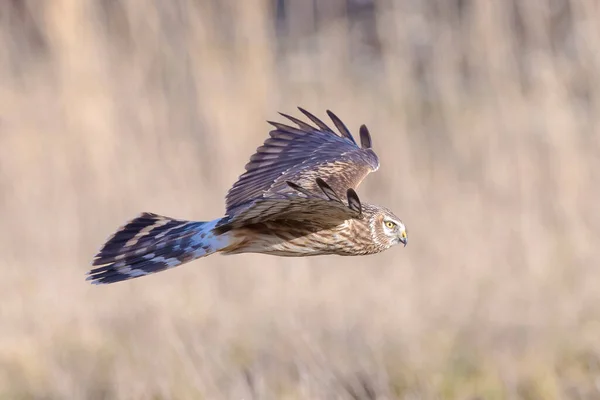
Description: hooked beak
xmin=399 ymin=231 xmax=407 ymax=247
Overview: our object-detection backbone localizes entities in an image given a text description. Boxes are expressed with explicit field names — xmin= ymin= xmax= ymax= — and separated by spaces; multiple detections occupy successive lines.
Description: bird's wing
xmin=224 ymin=108 xmax=379 ymax=217
xmin=216 ymin=178 xmax=363 ymax=230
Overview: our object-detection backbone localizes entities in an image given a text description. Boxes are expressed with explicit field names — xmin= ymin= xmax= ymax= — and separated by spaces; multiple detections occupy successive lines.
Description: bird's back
xmin=222 ymin=211 xmax=381 ymax=257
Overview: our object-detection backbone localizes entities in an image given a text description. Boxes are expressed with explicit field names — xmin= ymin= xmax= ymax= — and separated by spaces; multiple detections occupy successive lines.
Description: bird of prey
xmin=87 ymin=108 xmax=407 ymax=285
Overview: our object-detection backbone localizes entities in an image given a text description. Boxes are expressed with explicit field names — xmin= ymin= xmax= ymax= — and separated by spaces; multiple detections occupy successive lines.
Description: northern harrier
xmin=87 ymin=108 xmax=407 ymax=284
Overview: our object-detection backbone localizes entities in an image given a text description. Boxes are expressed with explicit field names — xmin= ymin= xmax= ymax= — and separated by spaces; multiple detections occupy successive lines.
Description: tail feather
xmin=92 ymin=214 xmax=194 ymax=262
xmin=87 ymin=212 xmax=228 ymax=285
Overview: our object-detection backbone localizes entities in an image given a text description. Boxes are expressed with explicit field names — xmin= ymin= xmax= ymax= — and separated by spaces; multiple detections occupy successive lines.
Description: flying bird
xmin=87 ymin=108 xmax=407 ymax=284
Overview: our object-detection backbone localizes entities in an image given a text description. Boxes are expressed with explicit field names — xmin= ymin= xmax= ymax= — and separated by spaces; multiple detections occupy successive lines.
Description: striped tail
xmin=87 ymin=212 xmax=230 ymax=285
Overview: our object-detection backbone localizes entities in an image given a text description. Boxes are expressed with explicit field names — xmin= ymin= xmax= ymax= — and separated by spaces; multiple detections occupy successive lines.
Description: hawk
xmin=87 ymin=108 xmax=407 ymax=285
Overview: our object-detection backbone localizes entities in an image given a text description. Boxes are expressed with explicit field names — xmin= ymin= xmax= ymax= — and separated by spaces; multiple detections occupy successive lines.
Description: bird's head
xmin=365 ymin=206 xmax=407 ymax=250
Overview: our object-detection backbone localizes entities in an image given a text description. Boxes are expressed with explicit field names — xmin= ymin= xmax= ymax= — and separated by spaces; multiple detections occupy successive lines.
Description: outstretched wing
xmin=224 ymin=108 xmax=379 ymax=216
xmin=216 ymin=178 xmax=362 ymax=231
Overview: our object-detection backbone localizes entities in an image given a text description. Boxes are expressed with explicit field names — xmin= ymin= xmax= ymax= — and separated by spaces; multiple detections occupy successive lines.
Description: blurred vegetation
xmin=1 ymin=0 xmax=599 ymax=398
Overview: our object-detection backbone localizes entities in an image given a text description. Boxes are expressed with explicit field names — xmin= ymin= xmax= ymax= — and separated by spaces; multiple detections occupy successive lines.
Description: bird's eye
xmin=384 ymin=221 xmax=395 ymax=229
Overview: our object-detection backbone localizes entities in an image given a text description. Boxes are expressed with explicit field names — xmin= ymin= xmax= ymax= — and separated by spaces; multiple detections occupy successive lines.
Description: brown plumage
xmin=87 ymin=108 xmax=407 ymax=285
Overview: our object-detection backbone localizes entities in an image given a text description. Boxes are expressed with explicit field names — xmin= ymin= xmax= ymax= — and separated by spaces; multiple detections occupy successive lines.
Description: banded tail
xmin=87 ymin=213 xmax=230 ymax=285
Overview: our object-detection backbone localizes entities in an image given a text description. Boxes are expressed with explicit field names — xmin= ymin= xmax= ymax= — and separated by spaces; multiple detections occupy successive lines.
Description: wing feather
xmin=326 ymin=110 xmax=357 ymax=144
xmin=347 ymin=188 xmax=362 ymax=216
xmin=225 ymin=108 xmax=379 ymax=216
xmin=297 ymin=107 xmax=336 ymax=133
xmin=217 ymin=179 xmax=361 ymax=231
xmin=359 ymin=125 xmax=372 ymax=149
xmin=315 ymin=178 xmax=343 ymax=203
xmin=276 ymin=113 xmax=316 ymax=131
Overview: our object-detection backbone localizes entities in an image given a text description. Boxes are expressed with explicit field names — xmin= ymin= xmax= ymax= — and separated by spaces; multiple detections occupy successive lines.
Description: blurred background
xmin=1 ymin=0 xmax=599 ymax=398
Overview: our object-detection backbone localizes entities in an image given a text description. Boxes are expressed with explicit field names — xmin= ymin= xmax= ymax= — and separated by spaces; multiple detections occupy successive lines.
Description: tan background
xmin=1 ymin=0 xmax=599 ymax=398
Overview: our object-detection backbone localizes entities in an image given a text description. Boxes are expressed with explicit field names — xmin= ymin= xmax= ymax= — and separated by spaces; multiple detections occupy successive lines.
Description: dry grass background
xmin=1 ymin=0 xmax=599 ymax=398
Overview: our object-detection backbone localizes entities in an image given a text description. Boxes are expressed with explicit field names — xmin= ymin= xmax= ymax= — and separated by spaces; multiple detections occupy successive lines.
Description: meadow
xmin=1 ymin=0 xmax=599 ymax=398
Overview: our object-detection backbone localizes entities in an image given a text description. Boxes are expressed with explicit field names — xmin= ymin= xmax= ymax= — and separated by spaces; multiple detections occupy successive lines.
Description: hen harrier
xmin=87 ymin=108 xmax=407 ymax=284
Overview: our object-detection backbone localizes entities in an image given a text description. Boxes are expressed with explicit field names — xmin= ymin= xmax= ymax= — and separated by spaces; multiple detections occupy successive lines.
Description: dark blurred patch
xmin=1 ymin=0 xmax=49 ymax=79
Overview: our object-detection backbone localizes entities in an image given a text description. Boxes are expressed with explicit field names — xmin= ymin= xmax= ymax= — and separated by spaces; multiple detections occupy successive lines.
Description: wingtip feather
xmin=286 ymin=180 xmax=313 ymax=197
xmin=277 ymin=111 xmax=315 ymax=131
xmin=315 ymin=178 xmax=343 ymax=203
xmin=346 ymin=188 xmax=362 ymax=215
xmin=326 ymin=110 xmax=357 ymax=145
xmin=359 ymin=125 xmax=372 ymax=149
xmin=297 ymin=108 xmax=334 ymax=133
